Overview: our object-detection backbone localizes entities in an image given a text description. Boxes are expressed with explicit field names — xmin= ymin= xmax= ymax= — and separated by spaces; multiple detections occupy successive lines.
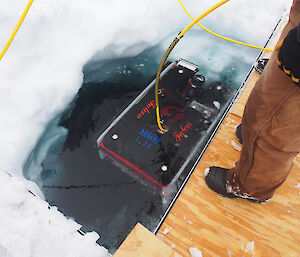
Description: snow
xmin=242 ymin=241 xmax=255 ymax=255
xmin=162 ymin=228 xmax=170 ymax=235
xmin=0 ymin=0 xmax=293 ymax=254
xmin=0 ymin=0 xmax=292 ymax=176
xmin=189 ymin=247 xmax=203 ymax=257
xmin=294 ymin=183 xmax=300 ymax=189
xmin=0 ymin=171 xmax=109 ymax=257
xmin=231 ymin=140 xmax=242 ymax=151
xmin=213 ymin=101 xmax=220 ymax=109
xmin=227 ymin=248 xmax=234 ymax=257
xmin=204 ymin=168 xmax=210 ymax=177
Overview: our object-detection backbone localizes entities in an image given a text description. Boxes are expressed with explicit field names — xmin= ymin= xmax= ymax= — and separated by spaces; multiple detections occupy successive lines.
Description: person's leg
xmin=234 ymin=0 xmax=300 ymax=145
xmin=289 ymin=0 xmax=300 ymax=27
xmin=206 ymin=19 xmax=300 ymax=202
xmin=226 ymin=20 xmax=300 ymax=201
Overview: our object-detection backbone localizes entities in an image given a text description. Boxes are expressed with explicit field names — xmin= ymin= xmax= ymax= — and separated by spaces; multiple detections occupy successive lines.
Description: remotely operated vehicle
xmin=97 ymin=59 xmax=231 ymax=189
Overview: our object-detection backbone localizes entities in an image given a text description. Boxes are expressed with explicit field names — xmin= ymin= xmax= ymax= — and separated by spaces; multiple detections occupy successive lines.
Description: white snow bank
xmin=0 ymin=171 xmax=109 ymax=257
xmin=0 ymin=0 xmax=292 ymax=176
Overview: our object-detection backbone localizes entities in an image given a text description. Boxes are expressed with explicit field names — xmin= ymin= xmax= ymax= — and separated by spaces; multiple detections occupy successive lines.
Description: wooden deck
xmin=157 ymin=112 xmax=300 ymax=256
xmin=156 ymin=16 xmax=300 ymax=257
xmin=114 ymin=15 xmax=300 ymax=257
xmin=114 ymin=223 xmax=182 ymax=257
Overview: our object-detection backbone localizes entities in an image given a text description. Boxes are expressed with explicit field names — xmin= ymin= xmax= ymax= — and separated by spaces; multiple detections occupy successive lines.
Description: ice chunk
xmin=204 ymin=167 xmax=210 ymax=177
xmin=213 ymin=101 xmax=220 ymax=109
xmin=189 ymin=247 xmax=203 ymax=257
xmin=244 ymin=241 xmax=255 ymax=254
xmin=231 ymin=141 xmax=242 ymax=151
xmin=162 ymin=228 xmax=170 ymax=234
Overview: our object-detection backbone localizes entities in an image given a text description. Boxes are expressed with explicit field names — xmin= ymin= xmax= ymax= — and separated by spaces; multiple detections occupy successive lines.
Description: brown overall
xmin=227 ymin=0 xmax=300 ymax=201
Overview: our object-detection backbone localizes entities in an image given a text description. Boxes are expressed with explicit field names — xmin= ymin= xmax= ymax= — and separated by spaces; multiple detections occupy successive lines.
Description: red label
xmin=173 ymin=122 xmax=192 ymax=142
xmin=137 ymin=99 xmax=156 ymax=120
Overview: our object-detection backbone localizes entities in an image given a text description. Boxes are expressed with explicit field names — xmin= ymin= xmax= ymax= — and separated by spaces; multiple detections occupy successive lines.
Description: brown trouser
xmin=227 ymin=0 xmax=300 ymax=201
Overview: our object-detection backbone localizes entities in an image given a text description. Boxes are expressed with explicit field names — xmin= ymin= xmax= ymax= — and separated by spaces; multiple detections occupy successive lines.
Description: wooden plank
xmin=157 ymin=113 xmax=300 ymax=257
xmin=113 ymin=223 xmax=182 ymax=257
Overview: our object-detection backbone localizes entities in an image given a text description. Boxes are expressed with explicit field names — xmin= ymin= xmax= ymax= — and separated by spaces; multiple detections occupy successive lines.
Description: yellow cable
xmin=155 ymin=37 xmax=180 ymax=132
xmin=0 ymin=0 xmax=34 ymax=61
xmin=155 ymin=0 xmax=230 ymax=132
xmin=178 ymin=0 xmax=230 ymax=38
xmin=179 ymin=0 xmax=274 ymax=52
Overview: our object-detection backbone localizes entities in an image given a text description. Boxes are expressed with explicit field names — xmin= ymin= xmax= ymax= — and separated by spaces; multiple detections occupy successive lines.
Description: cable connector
xmin=177 ymin=31 xmax=183 ymax=40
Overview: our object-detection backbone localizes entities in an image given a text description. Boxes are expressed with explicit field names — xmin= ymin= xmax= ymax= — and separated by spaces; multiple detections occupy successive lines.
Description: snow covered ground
xmin=0 ymin=0 xmax=292 ymax=256
xmin=0 ymin=171 xmax=110 ymax=257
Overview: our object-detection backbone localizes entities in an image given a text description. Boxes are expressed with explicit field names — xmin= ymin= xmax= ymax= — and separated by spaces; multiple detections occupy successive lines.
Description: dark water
xmin=23 ymin=41 xmax=258 ymax=253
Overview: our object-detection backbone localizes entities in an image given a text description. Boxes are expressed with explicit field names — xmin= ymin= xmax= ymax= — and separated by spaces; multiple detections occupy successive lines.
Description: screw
xmin=161 ymin=165 xmax=168 ymax=172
